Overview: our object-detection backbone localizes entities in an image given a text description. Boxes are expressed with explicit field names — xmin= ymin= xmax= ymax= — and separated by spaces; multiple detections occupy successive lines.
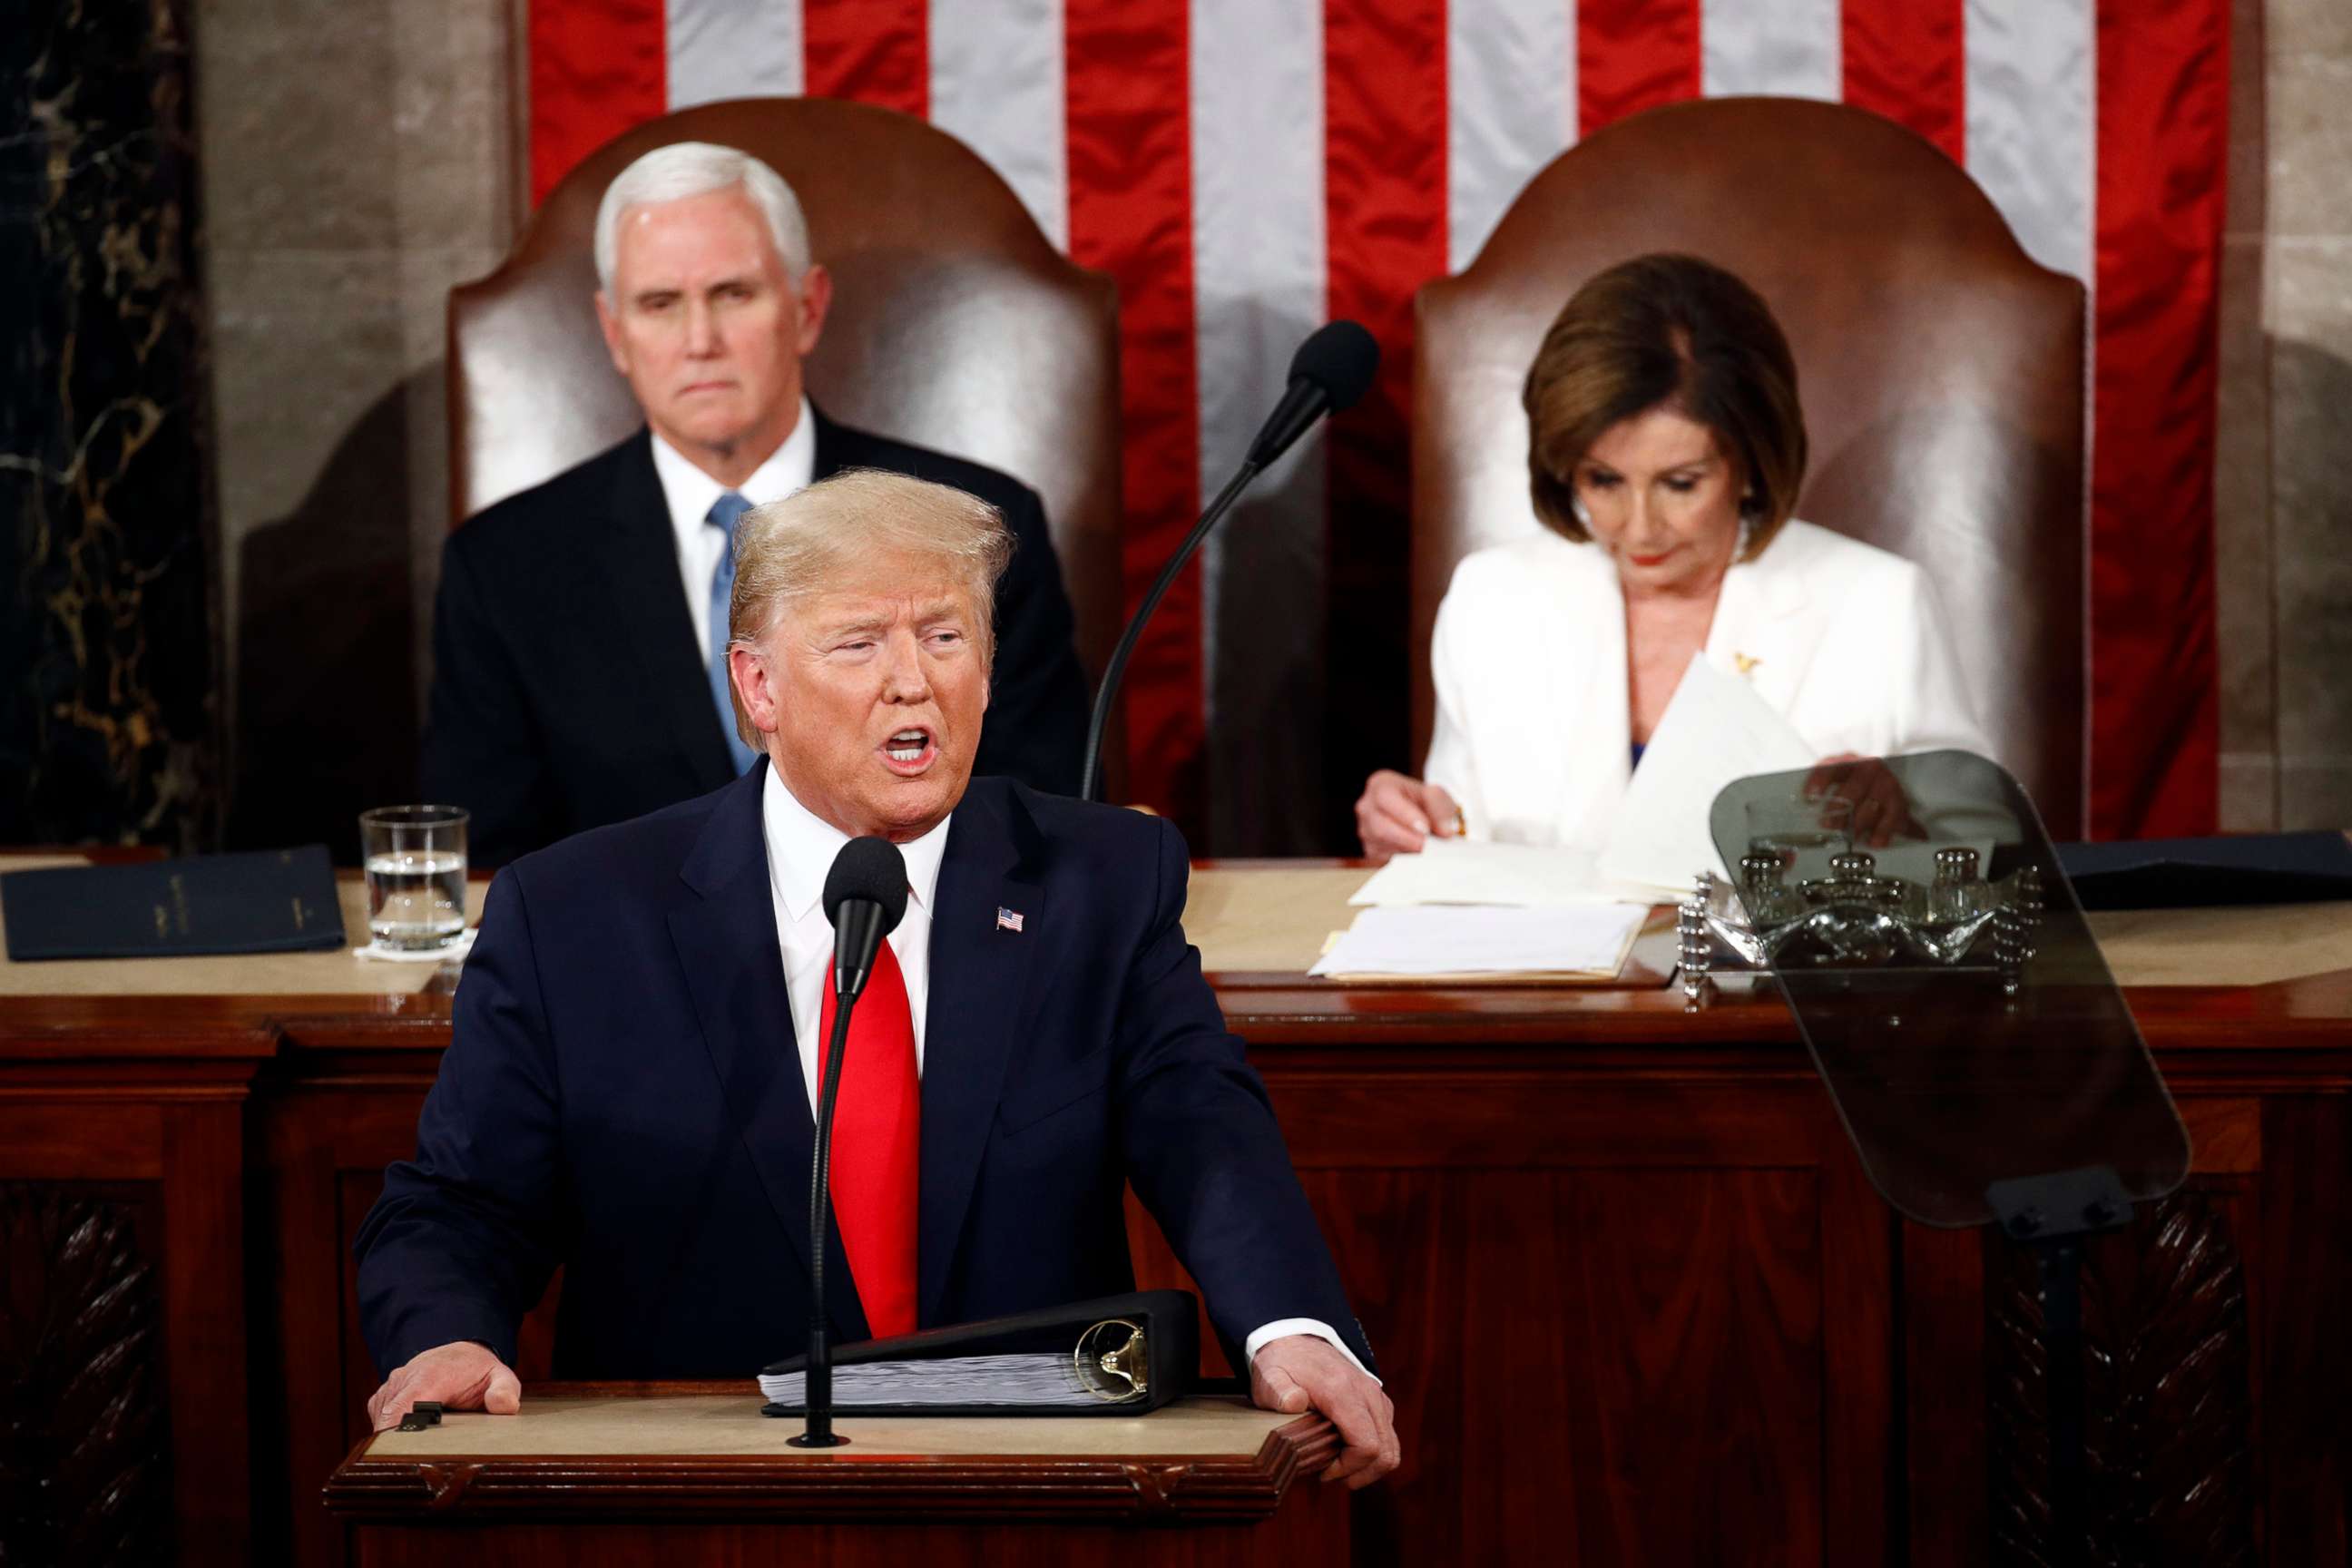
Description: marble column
xmin=2266 ymin=0 xmax=2352 ymax=828
xmin=3 ymin=0 xmax=220 ymax=848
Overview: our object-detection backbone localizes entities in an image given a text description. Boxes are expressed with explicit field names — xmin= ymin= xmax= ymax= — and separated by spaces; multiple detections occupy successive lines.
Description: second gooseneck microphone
xmin=790 ymin=834 xmax=910 ymax=1449
xmin=1077 ymin=320 xmax=1380 ymax=802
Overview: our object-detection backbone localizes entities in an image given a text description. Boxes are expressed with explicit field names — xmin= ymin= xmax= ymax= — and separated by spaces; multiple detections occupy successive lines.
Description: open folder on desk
xmin=1349 ymin=839 xmax=1666 ymax=907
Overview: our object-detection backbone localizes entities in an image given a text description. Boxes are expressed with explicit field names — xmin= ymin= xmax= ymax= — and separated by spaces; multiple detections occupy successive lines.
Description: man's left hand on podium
xmin=366 ymin=1339 xmax=523 ymax=1433
xmin=1249 ymin=1334 xmax=1401 ymax=1487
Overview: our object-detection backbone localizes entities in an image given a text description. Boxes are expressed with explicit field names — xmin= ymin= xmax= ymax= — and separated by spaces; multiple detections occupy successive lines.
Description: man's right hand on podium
xmin=367 ymin=1340 xmax=522 ymax=1433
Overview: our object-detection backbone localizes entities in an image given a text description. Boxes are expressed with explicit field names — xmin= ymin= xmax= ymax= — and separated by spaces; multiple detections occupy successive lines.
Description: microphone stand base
xmin=788 ymin=1432 xmax=852 ymax=1448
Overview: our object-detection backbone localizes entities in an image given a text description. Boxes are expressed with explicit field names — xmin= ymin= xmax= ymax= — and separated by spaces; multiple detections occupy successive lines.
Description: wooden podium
xmin=322 ymin=1386 xmax=1349 ymax=1566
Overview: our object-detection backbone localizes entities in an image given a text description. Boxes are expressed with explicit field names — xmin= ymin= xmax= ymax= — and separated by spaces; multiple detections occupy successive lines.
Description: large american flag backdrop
xmin=528 ymin=0 xmax=2230 ymax=848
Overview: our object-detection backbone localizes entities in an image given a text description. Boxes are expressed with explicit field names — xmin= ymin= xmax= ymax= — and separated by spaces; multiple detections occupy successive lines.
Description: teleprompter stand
xmin=1707 ymin=751 xmax=2193 ymax=1568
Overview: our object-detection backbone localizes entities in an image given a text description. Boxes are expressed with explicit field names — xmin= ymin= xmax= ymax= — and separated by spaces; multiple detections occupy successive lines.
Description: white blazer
xmin=1425 ymin=521 xmax=1994 ymax=849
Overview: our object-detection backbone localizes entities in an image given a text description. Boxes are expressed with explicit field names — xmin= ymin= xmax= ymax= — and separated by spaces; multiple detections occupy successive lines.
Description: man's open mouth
xmin=881 ymin=727 xmax=937 ymax=773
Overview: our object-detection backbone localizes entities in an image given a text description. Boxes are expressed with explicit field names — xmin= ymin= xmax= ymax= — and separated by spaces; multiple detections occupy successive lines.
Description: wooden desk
xmin=324 ymin=1389 xmax=1345 ymax=1566
xmin=3 ymin=864 xmax=2348 ymax=1566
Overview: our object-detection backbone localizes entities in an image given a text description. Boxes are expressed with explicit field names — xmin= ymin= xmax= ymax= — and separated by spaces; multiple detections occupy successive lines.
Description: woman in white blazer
xmin=1357 ymin=254 xmax=1992 ymax=858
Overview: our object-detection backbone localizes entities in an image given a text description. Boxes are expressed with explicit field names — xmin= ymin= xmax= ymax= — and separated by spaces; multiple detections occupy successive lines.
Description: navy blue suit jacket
xmin=420 ymin=413 xmax=1091 ymax=867
xmin=356 ymin=768 xmax=1368 ymax=1380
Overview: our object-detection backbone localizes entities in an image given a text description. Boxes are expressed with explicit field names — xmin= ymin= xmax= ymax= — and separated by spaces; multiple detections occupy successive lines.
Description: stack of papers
xmin=1332 ymin=837 xmax=1657 ymax=982
xmin=1323 ymin=656 xmax=1825 ymax=981
xmin=1349 ymin=839 xmax=1665 ymax=907
xmin=760 ymin=1353 xmax=1087 ymax=1409
xmin=1309 ymin=903 xmax=1648 ymax=980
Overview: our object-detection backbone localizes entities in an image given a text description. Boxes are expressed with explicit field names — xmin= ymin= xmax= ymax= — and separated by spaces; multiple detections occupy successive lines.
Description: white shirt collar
xmin=760 ymin=761 xmax=951 ymax=926
xmin=650 ymin=395 xmax=819 ymax=555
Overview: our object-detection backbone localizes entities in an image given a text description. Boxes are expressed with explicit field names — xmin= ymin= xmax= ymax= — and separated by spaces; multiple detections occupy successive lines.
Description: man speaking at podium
xmin=356 ymin=471 xmax=1399 ymax=1486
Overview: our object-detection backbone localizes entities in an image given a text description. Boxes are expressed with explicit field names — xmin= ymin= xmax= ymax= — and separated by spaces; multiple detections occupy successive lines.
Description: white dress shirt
xmin=760 ymin=763 xmax=950 ymax=1099
xmin=652 ymin=396 xmax=819 ymax=660
xmin=756 ymin=766 xmax=1372 ymax=1381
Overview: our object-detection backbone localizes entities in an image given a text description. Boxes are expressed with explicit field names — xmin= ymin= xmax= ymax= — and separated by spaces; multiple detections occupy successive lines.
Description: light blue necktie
xmin=705 ymin=491 xmax=759 ymax=776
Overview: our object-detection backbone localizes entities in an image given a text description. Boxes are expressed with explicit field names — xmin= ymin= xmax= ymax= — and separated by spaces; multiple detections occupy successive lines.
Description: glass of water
xmin=359 ymin=805 xmax=470 ymax=950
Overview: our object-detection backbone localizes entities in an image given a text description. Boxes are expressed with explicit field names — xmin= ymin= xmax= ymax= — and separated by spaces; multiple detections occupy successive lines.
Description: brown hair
xmin=1523 ymin=253 xmax=1807 ymax=559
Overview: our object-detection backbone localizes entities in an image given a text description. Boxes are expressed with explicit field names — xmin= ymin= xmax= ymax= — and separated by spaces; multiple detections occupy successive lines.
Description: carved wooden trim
xmin=0 ymin=1186 xmax=170 ymax=1564
xmin=324 ymin=1412 xmax=1338 ymax=1524
xmin=1988 ymin=1189 xmax=2256 ymax=1565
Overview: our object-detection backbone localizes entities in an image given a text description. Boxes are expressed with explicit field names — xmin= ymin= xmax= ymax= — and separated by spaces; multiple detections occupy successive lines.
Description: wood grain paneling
xmin=0 ymin=1186 xmax=170 ymax=1564
xmin=0 ymin=1032 xmax=264 ymax=1565
xmin=345 ymin=1505 xmax=1347 ymax=1568
xmin=1297 ymin=1169 xmax=1455 ymax=1568
xmin=2259 ymin=1098 xmax=2351 ymax=1564
xmin=0 ymin=1102 xmax=163 ymax=1179
xmin=1987 ymin=1188 xmax=2258 ymax=1564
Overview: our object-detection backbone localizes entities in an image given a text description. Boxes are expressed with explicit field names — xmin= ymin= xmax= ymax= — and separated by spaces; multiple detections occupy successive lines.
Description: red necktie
xmin=816 ymin=936 xmax=921 ymax=1338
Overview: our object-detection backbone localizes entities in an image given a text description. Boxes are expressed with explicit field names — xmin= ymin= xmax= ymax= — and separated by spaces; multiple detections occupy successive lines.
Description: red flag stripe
xmin=1578 ymin=0 xmax=1703 ymax=139
xmin=1842 ymin=0 xmax=1966 ymax=164
xmin=2089 ymin=0 xmax=2228 ymax=836
xmin=803 ymin=0 xmax=928 ymax=115
xmin=528 ymin=0 xmax=667 ymax=204
xmin=1063 ymin=0 xmax=1201 ymax=817
xmin=1324 ymin=0 xmax=1448 ymax=843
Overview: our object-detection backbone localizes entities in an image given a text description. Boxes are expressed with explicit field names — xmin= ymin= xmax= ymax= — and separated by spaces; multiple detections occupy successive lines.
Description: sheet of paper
xmin=1348 ymin=838 xmax=1659 ymax=908
xmin=1598 ymin=652 xmax=1817 ymax=893
xmin=1308 ymin=903 xmax=1648 ymax=978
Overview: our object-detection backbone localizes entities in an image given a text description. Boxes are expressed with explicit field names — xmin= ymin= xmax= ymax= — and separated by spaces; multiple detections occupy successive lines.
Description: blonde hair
xmin=724 ymin=470 xmax=1015 ymax=744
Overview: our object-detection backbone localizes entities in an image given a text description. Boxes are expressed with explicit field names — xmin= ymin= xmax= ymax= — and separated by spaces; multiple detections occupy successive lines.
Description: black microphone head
xmin=1289 ymin=319 xmax=1380 ymax=412
xmin=821 ymin=836 xmax=909 ymax=935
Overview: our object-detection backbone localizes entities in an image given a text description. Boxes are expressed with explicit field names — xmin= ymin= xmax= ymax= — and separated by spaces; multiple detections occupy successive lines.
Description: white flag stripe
xmin=929 ymin=0 xmax=1069 ymax=250
xmin=1962 ymin=0 xmax=2095 ymax=282
xmin=1446 ymin=0 xmax=1574 ymax=270
xmin=1189 ymin=0 xmax=1328 ymax=735
xmin=1701 ymin=0 xmax=1841 ymax=101
xmin=666 ymin=0 xmax=802 ymax=106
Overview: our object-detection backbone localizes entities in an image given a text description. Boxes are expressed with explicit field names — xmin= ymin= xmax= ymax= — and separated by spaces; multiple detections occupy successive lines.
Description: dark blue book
xmin=2 ymin=847 xmax=346 ymax=960
xmin=2055 ymin=831 xmax=2352 ymax=910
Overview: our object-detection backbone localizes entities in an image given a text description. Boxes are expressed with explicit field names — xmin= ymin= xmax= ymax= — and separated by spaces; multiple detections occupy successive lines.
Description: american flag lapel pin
xmin=995 ymin=906 xmax=1025 ymax=934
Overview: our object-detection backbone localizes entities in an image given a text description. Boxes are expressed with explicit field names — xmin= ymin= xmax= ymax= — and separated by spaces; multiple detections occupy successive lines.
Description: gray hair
xmin=725 ymin=471 xmax=1015 ymax=744
xmin=593 ymin=142 xmax=812 ymax=294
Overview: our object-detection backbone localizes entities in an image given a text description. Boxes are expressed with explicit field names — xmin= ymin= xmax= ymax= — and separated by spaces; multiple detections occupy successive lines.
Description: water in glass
xmin=365 ymin=851 xmax=467 ymax=948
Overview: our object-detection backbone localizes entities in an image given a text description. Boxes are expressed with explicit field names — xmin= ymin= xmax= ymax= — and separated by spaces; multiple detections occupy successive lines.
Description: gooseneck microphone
xmin=1077 ymin=320 xmax=1380 ymax=801
xmin=790 ymin=835 xmax=910 ymax=1449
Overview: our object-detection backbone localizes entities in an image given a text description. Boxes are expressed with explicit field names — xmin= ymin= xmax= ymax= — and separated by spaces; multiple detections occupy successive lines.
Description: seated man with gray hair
xmin=361 ymin=470 xmax=1401 ymax=1487
xmin=424 ymin=142 xmax=1091 ymax=867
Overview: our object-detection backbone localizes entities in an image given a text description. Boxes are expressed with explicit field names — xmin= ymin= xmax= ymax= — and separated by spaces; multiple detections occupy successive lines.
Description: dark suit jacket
xmin=355 ymin=767 xmax=1369 ymax=1381
xmin=422 ymin=413 xmax=1091 ymax=866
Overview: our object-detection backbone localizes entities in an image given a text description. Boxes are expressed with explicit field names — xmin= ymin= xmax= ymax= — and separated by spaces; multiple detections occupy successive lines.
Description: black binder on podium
xmin=759 ymin=1289 xmax=1200 ymax=1419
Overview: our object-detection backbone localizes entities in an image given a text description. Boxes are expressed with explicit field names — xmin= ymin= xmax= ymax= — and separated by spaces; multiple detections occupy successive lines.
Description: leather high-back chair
xmin=449 ymin=98 xmax=1122 ymax=682
xmin=1413 ymin=97 xmax=2086 ymax=833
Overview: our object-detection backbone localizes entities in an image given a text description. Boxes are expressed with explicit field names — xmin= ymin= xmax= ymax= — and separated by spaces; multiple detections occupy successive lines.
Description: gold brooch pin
xmin=1733 ymin=652 xmax=1761 ymax=677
